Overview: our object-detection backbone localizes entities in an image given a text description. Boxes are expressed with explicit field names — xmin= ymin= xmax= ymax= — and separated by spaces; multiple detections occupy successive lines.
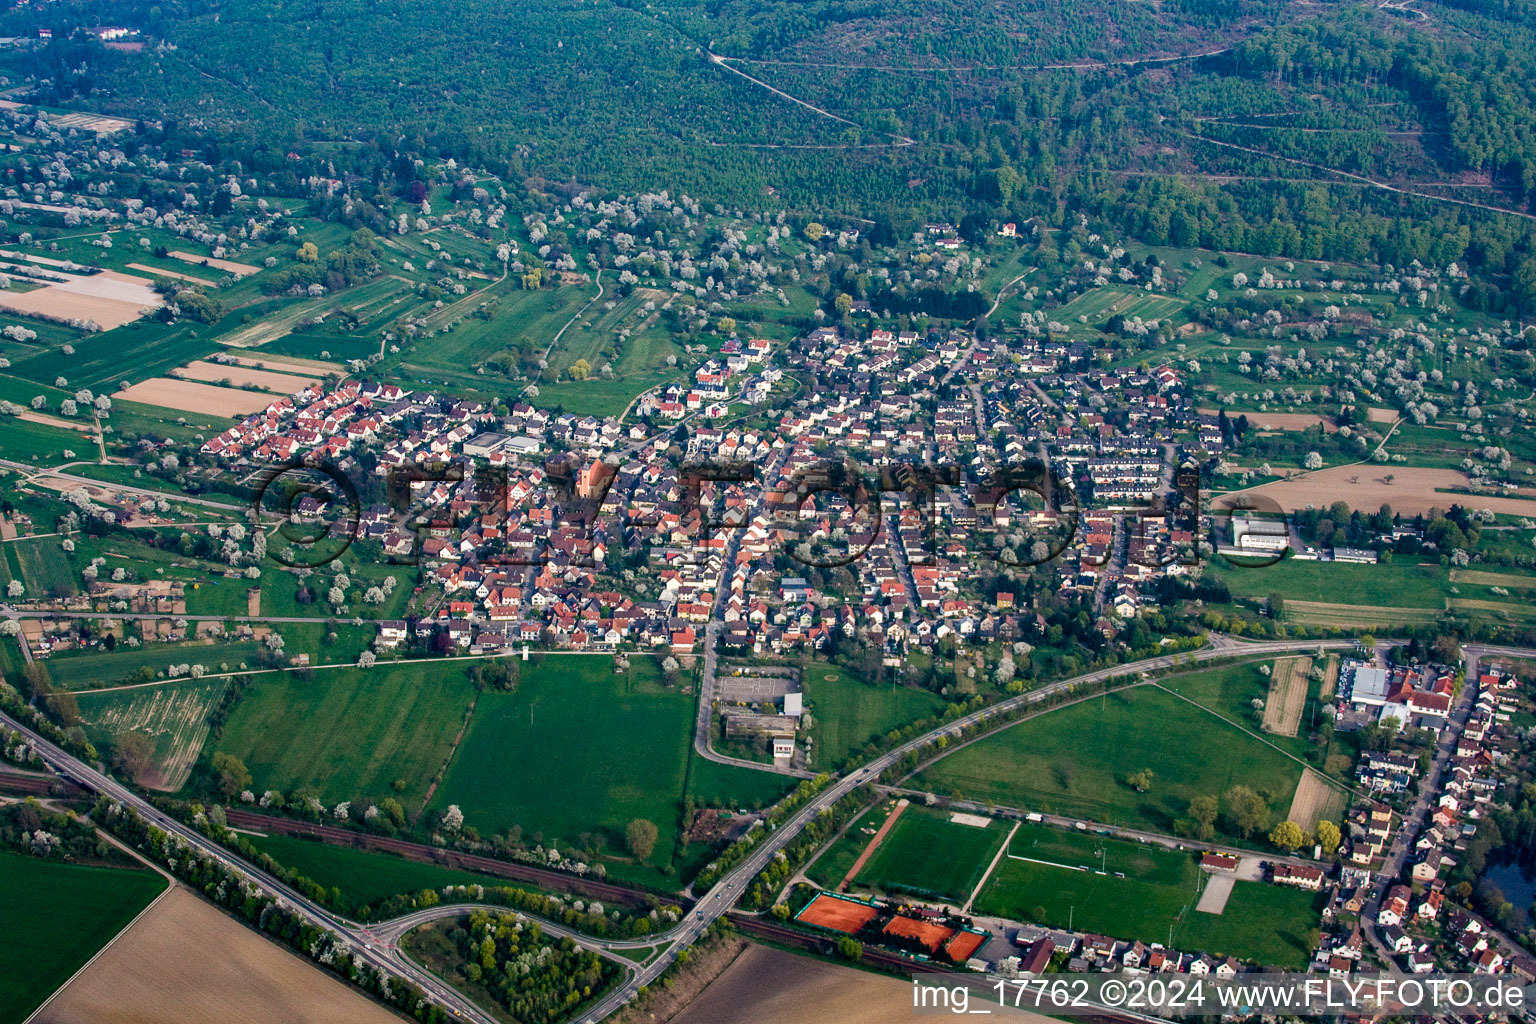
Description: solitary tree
xmin=1315 ymin=820 xmax=1342 ymax=854
xmin=112 ymin=730 xmax=154 ymax=782
xmin=210 ymin=751 xmax=252 ymax=798
xmin=626 ymin=818 xmax=658 ymax=861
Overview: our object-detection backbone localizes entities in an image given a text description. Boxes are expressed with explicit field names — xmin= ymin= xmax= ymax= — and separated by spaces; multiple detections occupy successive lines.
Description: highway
xmin=0 ymin=708 xmax=501 ymax=1024
xmin=0 ymin=632 xmax=1419 ymax=1023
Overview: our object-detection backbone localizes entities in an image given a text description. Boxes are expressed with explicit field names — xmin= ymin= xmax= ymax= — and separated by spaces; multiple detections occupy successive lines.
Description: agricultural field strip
xmin=1260 ymin=656 xmax=1309 ymax=736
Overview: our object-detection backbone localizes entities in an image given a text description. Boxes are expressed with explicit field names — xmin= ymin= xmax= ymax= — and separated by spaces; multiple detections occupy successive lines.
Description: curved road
xmin=12 ymin=634 xmax=1520 ymax=1023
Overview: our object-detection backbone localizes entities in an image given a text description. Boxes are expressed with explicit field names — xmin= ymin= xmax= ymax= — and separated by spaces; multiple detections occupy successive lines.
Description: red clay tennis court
xmin=944 ymin=930 xmax=987 ymax=962
xmin=883 ymin=915 xmax=954 ymax=952
xmin=795 ymin=892 xmax=880 ymax=934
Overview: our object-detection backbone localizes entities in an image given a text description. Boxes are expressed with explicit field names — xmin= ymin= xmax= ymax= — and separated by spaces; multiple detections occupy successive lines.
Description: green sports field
xmin=0 ymin=853 xmax=167 ymax=1024
xmin=215 ymin=662 xmax=479 ymax=809
xmin=973 ymin=823 xmax=1320 ymax=968
xmin=914 ymin=685 xmax=1305 ymax=841
xmin=853 ymin=804 xmax=1008 ymax=901
xmin=805 ymin=801 xmax=890 ymax=889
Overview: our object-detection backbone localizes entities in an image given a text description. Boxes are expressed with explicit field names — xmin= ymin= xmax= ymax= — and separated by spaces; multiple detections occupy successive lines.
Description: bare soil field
xmin=116 ymin=377 xmax=276 ymax=416
xmin=177 ymin=359 xmax=318 ymax=393
xmin=1366 ymin=407 xmax=1400 ymax=423
xmin=1284 ymin=600 xmax=1441 ymax=628
xmin=37 ymin=887 xmax=405 ymax=1024
xmin=671 ymin=943 xmax=1055 ymax=1024
xmin=0 ymin=284 xmax=154 ymax=330
xmin=1218 ymin=465 xmax=1536 ymax=517
xmin=1320 ymin=655 xmax=1340 ymax=699
xmin=1287 ymin=768 xmax=1347 ymax=830
xmin=124 ymin=262 xmax=216 ymax=287
xmin=1261 ymin=656 xmax=1310 ymax=737
xmin=229 ymin=354 xmax=344 ymax=376
xmin=1199 ymin=408 xmax=1336 ymax=432
xmin=167 ymin=250 xmax=259 ymax=277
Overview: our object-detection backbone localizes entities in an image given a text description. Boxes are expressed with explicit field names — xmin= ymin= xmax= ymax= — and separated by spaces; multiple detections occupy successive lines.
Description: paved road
xmin=0 ymin=709 xmax=500 ymax=1024
xmin=1355 ymin=644 xmax=1516 ymax=971
xmin=4 ymin=633 xmax=1488 ymax=1023
xmin=691 ymin=449 xmax=808 ymax=778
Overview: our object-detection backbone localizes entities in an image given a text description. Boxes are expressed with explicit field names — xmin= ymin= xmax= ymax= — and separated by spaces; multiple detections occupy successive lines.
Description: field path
xmin=707 ymin=53 xmax=916 ymax=146
xmin=961 ymin=819 xmax=1018 ymax=914
xmin=839 ymin=798 xmax=907 ymax=891
xmin=520 ymin=270 xmax=603 ymax=397
xmin=413 ymin=691 xmax=479 ymax=823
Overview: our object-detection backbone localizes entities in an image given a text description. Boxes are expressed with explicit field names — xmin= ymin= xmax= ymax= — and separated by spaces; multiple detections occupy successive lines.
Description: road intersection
xmin=2 ymin=631 xmax=1376 ymax=1023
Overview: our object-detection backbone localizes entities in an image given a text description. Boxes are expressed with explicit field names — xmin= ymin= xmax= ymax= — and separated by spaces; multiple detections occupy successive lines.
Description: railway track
xmin=224 ymin=809 xmax=675 ymax=909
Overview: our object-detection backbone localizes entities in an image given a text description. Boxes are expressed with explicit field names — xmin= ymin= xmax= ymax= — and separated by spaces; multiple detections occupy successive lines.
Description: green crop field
xmin=215 ymin=662 xmax=479 ymax=809
xmin=430 ymin=654 xmax=786 ymax=885
xmin=0 ymin=853 xmax=167 ymax=1024
xmin=915 ymin=686 xmax=1304 ymax=841
xmin=429 ymin=655 xmax=696 ymax=875
xmin=973 ymin=831 xmax=1319 ymax=968
xmin=804 ymin=663 xmax=944 ymax=770
xmin=853 ymin=804 xmax=1008 ymax=901
xmin=47 ymin=640 xmax=263 ymax=690
xmin=12 ymin=535 xmax=77 ymax=597
xmin=76 ymin=678 xmax=229 ymax=791
xmin=244 ymin=833 xmax=538 ymax=914
xmin=1208 ymin=558 xmax=1450 ymax=609
xmin=0 ymin=415 xmax=90 ymax=465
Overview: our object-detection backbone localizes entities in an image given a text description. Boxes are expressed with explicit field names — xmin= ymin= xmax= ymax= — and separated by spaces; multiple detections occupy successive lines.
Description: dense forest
xmin=4 ymin=0 xmax=1536 ymax=307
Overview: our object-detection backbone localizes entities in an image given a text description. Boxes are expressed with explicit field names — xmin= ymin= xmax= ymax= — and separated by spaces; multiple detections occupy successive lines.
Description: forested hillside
xmin=5 ymin=0 xmax=1536 ymax=308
